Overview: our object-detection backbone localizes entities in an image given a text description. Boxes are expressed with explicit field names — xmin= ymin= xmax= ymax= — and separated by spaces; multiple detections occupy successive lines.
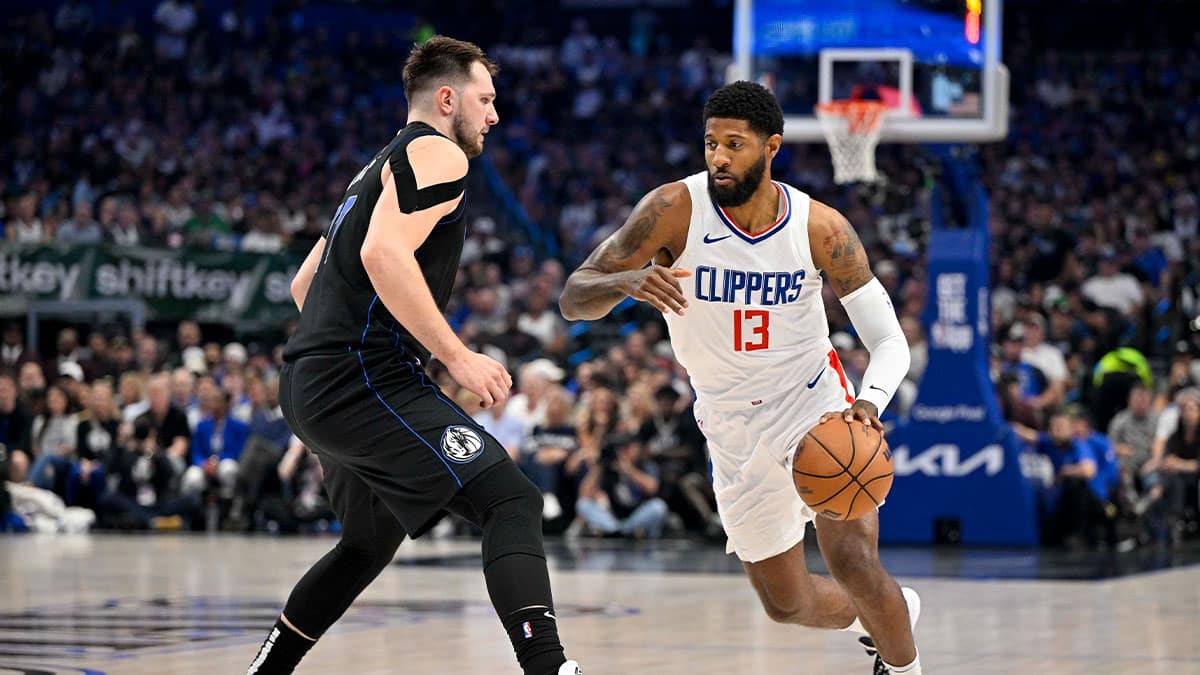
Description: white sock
xmin=883 ymin=650 xmax=921 ymax=674
xmin=839 ymin=616 xmax=867 ymax=635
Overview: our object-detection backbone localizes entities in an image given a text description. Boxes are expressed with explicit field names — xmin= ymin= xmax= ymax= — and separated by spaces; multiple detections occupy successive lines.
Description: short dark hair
xmin=702 ymin=81 xmax=785 ymax=139
xmin=402 ymin=35 xmax=498 ymax=102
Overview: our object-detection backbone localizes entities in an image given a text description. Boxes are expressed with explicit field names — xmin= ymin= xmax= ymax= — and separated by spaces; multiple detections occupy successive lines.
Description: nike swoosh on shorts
xmin=806 ymin=367 xmax=826 ymax=389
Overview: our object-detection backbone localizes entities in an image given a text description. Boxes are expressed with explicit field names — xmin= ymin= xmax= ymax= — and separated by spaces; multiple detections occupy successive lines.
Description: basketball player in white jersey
xmin=560 ymin=82 xmax=922 ymax=674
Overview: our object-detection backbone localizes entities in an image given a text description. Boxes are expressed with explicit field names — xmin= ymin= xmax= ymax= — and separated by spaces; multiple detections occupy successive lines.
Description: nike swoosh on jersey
xmin=868 ymin=385 xmax=887 ymax=394
xmin=544 ymin=611 xmax=557 ymax=621
xmin=806 ymin=367 xmax=826 ymax=389
xmin=703 ymin=233 xmax=732 ymax=244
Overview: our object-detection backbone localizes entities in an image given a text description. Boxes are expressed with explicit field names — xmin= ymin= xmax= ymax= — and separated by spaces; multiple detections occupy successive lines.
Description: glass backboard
xmin=733 ymin=0 xmax=1008 ymax=143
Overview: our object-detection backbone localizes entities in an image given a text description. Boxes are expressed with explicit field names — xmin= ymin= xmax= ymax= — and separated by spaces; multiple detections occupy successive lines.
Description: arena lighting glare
xmin=1190 ymin=314 xmax=1200 ymax=333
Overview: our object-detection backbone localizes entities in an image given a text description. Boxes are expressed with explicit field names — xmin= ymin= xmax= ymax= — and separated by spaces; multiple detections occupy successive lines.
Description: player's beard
xmin=708 ymin=152 xmax=767 ymax=207
xmin=452 ymin=111 xmax=484 ymax=158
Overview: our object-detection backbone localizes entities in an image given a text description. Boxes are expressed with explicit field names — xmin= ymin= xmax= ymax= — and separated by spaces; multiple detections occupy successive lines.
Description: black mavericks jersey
xmin=283 ymin=122 xmax=467 ymax=364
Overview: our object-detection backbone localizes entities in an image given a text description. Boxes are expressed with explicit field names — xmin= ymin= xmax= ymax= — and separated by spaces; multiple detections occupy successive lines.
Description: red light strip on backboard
xmin=965 ymin=0 xmax=982 ymax=44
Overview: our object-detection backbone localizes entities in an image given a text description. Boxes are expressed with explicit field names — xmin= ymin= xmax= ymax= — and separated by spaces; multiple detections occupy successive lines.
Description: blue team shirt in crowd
xmin=1035 ymin=433 xmax=1095 ymax=473
xmin=1134 ymin=249 xmax=1168 ymax=287
xmin=1079 ymin=430 xmax=1118 ymax=501
xmin=1003 ymin=361 xmax=1047 ymax=399
xmin=191 ymin=416 xmax=250 ymax=466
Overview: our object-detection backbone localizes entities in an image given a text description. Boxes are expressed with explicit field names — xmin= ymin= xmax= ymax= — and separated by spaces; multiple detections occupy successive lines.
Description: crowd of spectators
xmin=0 ymin=322 xmax=331 ymax=534
xmin=1 ymin=2 xmax=1198 ymax=547
xmin=0 ymin=318 xmax=717 ymax=539
xmin=980 ymin=23 xmax=1200 ymax=548
xmin=1 ymin=0 xmax=445 ymax=255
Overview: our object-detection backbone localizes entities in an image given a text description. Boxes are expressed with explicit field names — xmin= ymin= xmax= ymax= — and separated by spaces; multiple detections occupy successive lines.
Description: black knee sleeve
xmin=455 ymin=462 xmax=565 ymax=675
xmin=283 ymin=524 xmax=404 ymax=638
xmin=456 ymin=461 xmax=546 ymax=567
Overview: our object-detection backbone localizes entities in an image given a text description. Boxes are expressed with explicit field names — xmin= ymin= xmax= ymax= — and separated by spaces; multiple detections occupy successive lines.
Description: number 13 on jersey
xmin=733 ymin=309 xmax=769 ymax=351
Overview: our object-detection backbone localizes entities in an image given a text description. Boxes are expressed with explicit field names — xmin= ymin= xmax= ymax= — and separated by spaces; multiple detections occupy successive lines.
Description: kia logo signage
xmin=892 ymin=443 xmax=1004 ymax=477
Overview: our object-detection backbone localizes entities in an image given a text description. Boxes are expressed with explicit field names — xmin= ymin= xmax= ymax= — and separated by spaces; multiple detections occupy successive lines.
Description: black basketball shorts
xmin=279 ymin=349 xmax=508 ymax=537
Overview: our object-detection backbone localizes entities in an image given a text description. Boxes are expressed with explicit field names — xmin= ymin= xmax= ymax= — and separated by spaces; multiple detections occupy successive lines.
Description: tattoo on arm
xmin=582 ymin=189 xmax=676 ymax=273
xmin=561 ymin=184 xmax=684 ymax=320
xmin=821 ymin=215 xmax=874 ymax=296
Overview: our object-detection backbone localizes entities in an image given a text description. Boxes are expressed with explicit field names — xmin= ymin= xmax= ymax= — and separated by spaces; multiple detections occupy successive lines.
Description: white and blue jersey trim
xmin=710 ymin=182 xmax=792 ymax=245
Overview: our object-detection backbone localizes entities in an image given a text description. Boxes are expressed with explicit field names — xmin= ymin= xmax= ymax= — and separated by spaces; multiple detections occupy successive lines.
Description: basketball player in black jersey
xmin=246 ymin=37 xmax=580 ymax=675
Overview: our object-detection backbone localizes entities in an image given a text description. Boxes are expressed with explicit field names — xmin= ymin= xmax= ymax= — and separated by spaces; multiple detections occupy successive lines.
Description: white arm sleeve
xmin=838 ymin=277 xmax=910 ymax=413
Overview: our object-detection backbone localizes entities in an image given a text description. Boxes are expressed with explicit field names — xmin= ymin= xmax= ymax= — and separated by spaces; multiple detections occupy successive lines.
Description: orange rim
xmin=815 ymin=100 xmax=887 ymax=135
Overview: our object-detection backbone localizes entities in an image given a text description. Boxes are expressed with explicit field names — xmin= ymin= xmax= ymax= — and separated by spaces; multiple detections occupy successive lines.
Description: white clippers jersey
xmin=663 ymin=171 xmax=844 ymax=407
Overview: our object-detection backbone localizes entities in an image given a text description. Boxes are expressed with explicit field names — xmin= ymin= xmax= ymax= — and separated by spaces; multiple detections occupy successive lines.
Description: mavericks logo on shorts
xmin=440 ymin=425 xmax=485 ymax=463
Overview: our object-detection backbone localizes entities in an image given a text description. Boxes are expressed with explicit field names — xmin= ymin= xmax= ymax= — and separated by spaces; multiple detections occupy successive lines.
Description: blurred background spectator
xmin=573 ymin=433 xmax=669 ymax=539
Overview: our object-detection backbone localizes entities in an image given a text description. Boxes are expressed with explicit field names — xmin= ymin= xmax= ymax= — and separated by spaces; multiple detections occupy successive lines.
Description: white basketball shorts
xmin=695 ymin=354 xmax=861 ymax=563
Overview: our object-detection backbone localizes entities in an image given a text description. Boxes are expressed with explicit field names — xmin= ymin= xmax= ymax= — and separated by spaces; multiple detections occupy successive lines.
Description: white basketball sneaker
xmin=860 ymin=587 xmax=921 ymax=674
xmin=558 ymin=659 xmax=582 ymax=674
xmin=901 ymin=586 xmax=921 ymax=629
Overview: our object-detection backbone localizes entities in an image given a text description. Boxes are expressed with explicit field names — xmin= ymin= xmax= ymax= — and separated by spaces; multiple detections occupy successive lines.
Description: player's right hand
xmin=618 ymin=265 xmax=692 ymax=315
xmin=819 ymin=400 xmax=884 ymax=432
xmin=445 ymin=348 xmax=512 ymax=409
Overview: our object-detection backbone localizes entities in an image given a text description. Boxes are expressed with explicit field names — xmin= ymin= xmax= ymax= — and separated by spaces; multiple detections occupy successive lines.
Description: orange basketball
xmin=792 ymin=417 xmax=893 ymax=521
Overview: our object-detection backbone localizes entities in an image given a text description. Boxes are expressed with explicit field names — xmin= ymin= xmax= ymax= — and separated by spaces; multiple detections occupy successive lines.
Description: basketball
xmin=792 ymin=418 xmax=894 ymax=521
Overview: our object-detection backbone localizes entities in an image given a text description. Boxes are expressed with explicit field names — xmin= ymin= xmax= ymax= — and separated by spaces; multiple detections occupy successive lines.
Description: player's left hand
xmin=819 ymin=400 xmax=883 ymax=432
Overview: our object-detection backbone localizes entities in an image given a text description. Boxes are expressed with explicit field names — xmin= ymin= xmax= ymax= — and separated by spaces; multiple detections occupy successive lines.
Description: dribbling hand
xmin=819 ymin=400 xmax=883 ymax=432
xmin=445 ymin=348 xmax=512 ymax=409
xmin=619 ymin=266 xmax=692 ymax=315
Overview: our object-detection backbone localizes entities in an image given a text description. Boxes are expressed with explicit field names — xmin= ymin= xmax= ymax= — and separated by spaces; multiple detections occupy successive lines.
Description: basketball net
xmin=815 ymin=100 xmax=887 ymax=184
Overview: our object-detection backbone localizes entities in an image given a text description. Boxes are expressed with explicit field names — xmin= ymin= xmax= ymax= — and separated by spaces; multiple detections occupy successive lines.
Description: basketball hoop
xmin=815 ymin=100 xmax=887 ymax=184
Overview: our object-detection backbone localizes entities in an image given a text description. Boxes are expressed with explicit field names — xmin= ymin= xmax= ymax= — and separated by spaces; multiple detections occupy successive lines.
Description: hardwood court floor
xmin=1 ymin=534 xmax=1198 ymax=674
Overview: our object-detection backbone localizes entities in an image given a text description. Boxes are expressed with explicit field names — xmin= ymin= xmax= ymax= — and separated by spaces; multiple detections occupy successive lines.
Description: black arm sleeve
xmin=388 ymin=148 xmax=467 ymax=214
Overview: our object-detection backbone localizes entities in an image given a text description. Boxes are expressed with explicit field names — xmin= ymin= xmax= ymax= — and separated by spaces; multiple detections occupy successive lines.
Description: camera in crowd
xmin=599 ymin=433 xmax=639 ymax=468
